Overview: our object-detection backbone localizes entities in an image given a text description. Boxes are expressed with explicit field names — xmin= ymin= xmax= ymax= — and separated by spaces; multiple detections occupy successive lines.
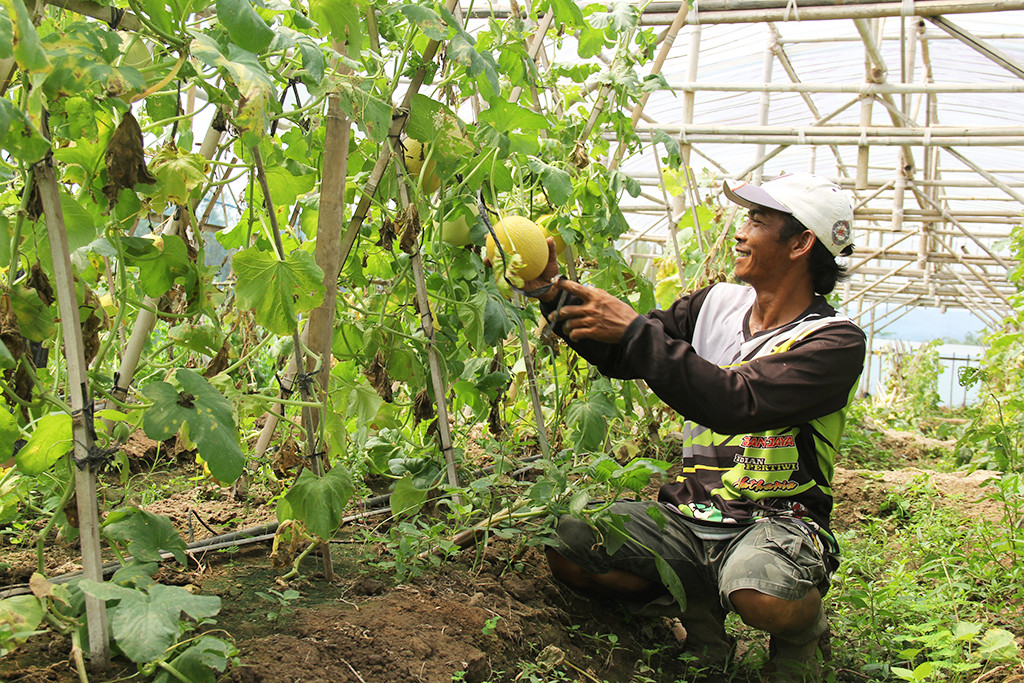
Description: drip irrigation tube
xmin=0 ymin=455 xmax=546 ymax=599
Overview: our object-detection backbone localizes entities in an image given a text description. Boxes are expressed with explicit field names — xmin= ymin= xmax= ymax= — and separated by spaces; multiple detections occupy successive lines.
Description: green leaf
xmin=0 ymin=0 xmax=50 ymax=73
xmin=0 ymin=594 xmax=44 ymax=656
xmin=59 ymin=189 xmax=97 ymax=252
xmin=446 ymin=30 xmax=499 ymax=96
xmin=343 ymin=382 xmax=383 ymax=425
xmin=121 ymin=234 xmax=191 ymax=297
xmin=102 ymin=507 xmax=188 ymax=565
xmin=0 ymin=8 xmax=10 ymax=60
xmin=0 ymin=405 xmax=18 ymax=453
xmin=978 ymin=628 xmax=1019 ymax=661
xmin=0 ymin=338 xmax=14 ymax=371
xmin=483 ymin=293 xmax=515 ymax=346
xmin=652 ymin=129 xmax=681 ymax=169
xmin=0 ymin=99 xmax=50 ymax=163
xmin=148 ymin=146 xmax=209 ymax=207
xmin=309 ymin=0 xmax=362 ymax=57
xmin=653 ymin=553 xmax=687 ymax=612
xmin=543 ymin=0 xmax=585 ymax=29
xmin=566 ymin=392 xmax=617 ymax=452
xmin=0 ymin=213 xmax=9 ymax=266
xmin=527 ymin=158 xmax=573 ymax=206
xmin=610 ymin=169 xmax=641 ymax=199
xmin=141 ymin=369 xmax=244 ymax=484
xmin=78 ymin=581 xmax=221 ymax=664
xmin=456 ymin=289 xmax=488 ymax=349
xmin=399 ymin=5 xmax=447 ymax=41
xmin=297 ymin=38 xmax=325 ymax=83
xmin=589 ymin=0 xmax=637 ymax=32
xmin=478 ymin=100 xmax=548 ymax=135
xmin=216 ymin=0 xmax=275 ymax=54
xmin=390 ymin=474 xmax=428 ymax=519
xmin=233 ymin=247 xmax=325 ymax=335
xmin=284 ymin=466 xmax=355 ymax=540
xmin=153 ymin=636 xmax=237 ymax=683
xmin=336 ymin=81 xmax=392 ymax=143
xmin=15 ymin=413 xmax=71 ymax=475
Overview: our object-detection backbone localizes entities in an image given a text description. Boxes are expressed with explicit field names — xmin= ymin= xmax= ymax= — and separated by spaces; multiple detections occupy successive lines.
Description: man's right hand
xmin=483 ymin=237 xmax=561 ymax=302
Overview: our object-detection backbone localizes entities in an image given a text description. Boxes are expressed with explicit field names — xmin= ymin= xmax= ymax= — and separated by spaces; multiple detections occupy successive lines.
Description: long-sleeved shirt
xmin=543 ymin=282 xmax=866 ymax=542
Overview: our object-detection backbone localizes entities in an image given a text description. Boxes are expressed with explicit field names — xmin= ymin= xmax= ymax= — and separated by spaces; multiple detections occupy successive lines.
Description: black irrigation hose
xmin=0 ymin=457 xmax=547 ymax=599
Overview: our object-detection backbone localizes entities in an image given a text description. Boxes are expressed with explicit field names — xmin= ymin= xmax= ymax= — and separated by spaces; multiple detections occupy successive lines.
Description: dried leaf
xmin=202 ymin=339 xmax=231 ymax=378
xmin=413 ymin=389 xmax=434 ymax=425
xmin=270 ymin=437 xmax=304 ymax=480
xmin=377 ymin=216 xmax=396 ymax=251
xmin=23 ymin=177 xmax=42 ymax=222
xmin=397 ymin=204 xmax=420 ymax=254
xmin=364 ymin=351 xmax=393 ymax=402
xmin=571 ymin=140 xmax=590 ymax=170
xmin=27 ymin=263 xmax=54 ymax=306
xmin=81 ymin=285 xmax=108 ymax=368
xmin=103 ymin=112 xmax=157 ymax=207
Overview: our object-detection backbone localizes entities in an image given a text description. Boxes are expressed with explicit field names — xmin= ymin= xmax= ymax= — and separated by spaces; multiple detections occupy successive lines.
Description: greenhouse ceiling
xmin=462 ymin=0 xmax=1024 ymax=333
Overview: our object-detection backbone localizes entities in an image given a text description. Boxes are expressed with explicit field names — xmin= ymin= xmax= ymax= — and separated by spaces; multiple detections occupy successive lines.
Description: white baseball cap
xmin=722 ymin=173 xmax=854 ymax=256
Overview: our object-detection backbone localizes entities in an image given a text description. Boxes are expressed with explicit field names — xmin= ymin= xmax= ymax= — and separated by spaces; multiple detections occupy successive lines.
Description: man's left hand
xmin=550 ymin=279 xmax=639 ymax=344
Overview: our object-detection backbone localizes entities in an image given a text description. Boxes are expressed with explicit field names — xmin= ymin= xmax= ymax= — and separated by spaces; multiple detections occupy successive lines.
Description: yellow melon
xmin=402 ymin=139 xmax=441 ymax=194
xmin=485 ymin=215 xmax=549 ymax=283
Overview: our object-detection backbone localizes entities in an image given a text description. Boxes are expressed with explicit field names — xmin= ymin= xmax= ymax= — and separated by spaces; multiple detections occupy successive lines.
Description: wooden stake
xmin=36 ymin=156 xmax=109 ymax=667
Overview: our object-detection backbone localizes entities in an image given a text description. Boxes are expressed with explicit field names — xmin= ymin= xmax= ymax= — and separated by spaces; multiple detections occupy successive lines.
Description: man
xmin=525 ymin=173 xmax=865 ymax=680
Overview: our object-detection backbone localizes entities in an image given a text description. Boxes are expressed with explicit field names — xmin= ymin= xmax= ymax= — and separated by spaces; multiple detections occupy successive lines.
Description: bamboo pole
xmin=666 ymin=81 xmax=1024 ymax=95
xmin=45 ymin=0 xmax=143 ymax=30
xmin=516 ymin=316 xmax=550 ymax=460
xmin=251 ymin=146 xmax=334 ymax=579
xmin=621 ymin=132 xmax=1024 ymax=146
xmin=753 ymin=30 xmax=775 ymax=185
xmin=609 ymin=2 xmax=689 ymax=171
xmin=305 ymin=73 xmax=352 ymax=412
xmin=36 ymin=156 xmax=110 ymax=667
xmin=768 ymin=23 xmax=850 ymax=178
xmin=926 ymin=16 xmax=1024 ymax=81
xmin=677 ymin=0 xmax=1024 ymax=24
xmin=907 ymin=181 xmax=1012 ymax=271
xmin=393 ymin=158 xmax=460 ymax=498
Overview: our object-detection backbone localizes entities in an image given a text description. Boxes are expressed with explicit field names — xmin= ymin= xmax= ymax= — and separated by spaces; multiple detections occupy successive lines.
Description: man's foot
xmin=765 ymin=618 xmax=831 ymax=682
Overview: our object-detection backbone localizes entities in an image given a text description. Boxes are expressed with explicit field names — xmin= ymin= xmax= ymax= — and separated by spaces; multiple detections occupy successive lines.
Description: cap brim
xmin=722 ymin=179 xmax=793 ymax=214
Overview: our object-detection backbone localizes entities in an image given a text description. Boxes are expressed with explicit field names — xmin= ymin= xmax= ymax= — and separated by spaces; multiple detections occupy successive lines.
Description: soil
xmin=2 ymin=429 xmax=1022 ymax=683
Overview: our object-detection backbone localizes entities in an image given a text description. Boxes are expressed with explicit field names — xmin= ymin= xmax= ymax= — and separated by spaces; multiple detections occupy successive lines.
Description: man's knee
xmin=730 ymin=587 xmax=821 ymax=635
xmin=545 ymin=546 xmax=656 ymax=596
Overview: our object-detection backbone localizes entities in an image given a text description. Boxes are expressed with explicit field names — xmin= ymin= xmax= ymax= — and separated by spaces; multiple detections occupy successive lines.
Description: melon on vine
xmin=402 ymin=139 xmax=441 ymax=194
xmin=485 ymin=216 xmax=549 ymax=290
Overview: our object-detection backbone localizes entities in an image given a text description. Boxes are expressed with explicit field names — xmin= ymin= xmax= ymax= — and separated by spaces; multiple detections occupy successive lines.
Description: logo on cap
xmin=832 ymin=220 xmax=851 ymax=247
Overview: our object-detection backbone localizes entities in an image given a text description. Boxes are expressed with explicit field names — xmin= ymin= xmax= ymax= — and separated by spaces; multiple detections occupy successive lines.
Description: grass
xmin=828 ymin=478 xmax=1023 ymax=681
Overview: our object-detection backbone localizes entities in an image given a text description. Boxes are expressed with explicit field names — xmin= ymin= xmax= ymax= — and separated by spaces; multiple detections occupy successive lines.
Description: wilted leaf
xmin=364 ymin=350 xmax=393 ymax=402
xmin=283 ymin=466 xmax=355 ymax=540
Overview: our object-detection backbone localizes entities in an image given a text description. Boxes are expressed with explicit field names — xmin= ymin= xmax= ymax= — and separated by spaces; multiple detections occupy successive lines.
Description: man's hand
xmin=484 ymin=238 xmax=562 ymax=302
xmin=550 ymin=279 xmax=639 ymax=344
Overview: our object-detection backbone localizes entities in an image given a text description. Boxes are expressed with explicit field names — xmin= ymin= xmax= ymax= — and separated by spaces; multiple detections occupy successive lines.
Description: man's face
xmin=733 ymin=206 xmax=793 ymax=286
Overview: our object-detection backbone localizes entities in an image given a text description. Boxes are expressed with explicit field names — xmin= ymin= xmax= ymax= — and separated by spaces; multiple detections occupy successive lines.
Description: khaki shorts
xmin=551 ymin=500 xmax=835 ymax=612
